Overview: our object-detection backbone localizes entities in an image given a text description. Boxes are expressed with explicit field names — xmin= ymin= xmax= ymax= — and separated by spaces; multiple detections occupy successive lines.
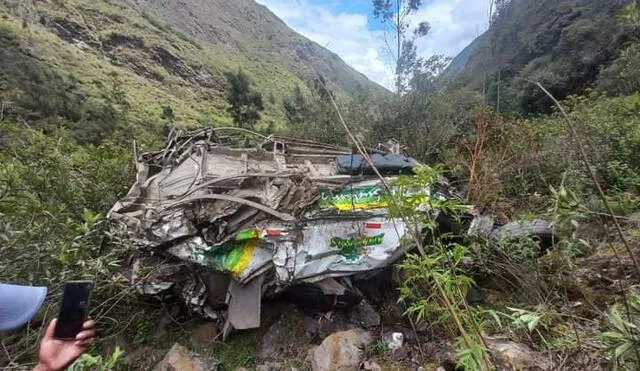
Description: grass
xmin=1 ymin=0 xmax=321 ymax=139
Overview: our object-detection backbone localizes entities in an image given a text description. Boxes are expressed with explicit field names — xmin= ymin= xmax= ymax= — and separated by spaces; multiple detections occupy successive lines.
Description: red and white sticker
xmin=364 ymin=222 xmax=383 ymax=230
xmin=264 ymin=229 xmax=287 ymax=237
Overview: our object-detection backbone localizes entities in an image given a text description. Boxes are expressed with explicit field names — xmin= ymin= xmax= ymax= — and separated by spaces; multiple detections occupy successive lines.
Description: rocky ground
xmin=108 ymin=215 xmax=640 ymax=371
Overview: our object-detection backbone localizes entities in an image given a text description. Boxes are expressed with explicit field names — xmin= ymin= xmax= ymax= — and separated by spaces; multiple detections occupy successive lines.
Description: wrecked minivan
xmin=108 ymin=127 xmax=552 ymax=334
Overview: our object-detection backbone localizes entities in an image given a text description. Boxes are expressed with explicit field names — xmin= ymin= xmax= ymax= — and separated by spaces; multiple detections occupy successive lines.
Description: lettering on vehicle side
xmin=330 ymin=234 xmax=385 ymax=249
xmin=328 ymin=233 xmax=385 ymax=261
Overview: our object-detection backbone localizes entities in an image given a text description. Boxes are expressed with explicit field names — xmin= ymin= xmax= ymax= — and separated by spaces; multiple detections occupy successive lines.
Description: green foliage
xmin=372 ymin=0 xmax=429 ymax=93
xmin=225 ymin=69 xmax=265 ymax=129
xmin=391 ymin=166 xmax=494 ymax=370
xmin=282 ymin=81 xmax=347 ymax=145
xmin=371 ymin=340 xmax=390 ymax=356
xmin=602 ymin=291 xmax=640 ymax=370
xmin=506 ymin=307 xmax=544 ymax=332
xmin=68 ymin=347 xmax=127 ymax=371
xmin=598 ymin=43 xmax=640 ymax=96
xmin=0 ymin=123 xmax=140 ymax=367
xmin=368 ymin=87 xmax=482 ymax=164
xmin=449 ymin=0 xmax=631 ymax=114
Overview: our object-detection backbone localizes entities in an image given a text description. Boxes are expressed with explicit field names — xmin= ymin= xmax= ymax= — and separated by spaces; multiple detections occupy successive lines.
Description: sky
xmin=254 ymin=0 xmax=491 ymax=90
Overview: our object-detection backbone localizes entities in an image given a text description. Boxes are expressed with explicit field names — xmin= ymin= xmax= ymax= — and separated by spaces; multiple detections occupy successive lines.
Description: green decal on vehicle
xmin=319 ymin=185 xmax=388 ymax=211
xmin=330 ymin=234 xmax=385 ymax=260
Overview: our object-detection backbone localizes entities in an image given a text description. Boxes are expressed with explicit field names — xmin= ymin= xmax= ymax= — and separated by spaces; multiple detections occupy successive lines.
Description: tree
xmin=283 ymin=84 xmax=308 ymax=128
xmin=409 ymin=54 xmax=452 ymax=94
xmin=224 ymin=69 xmax=264 ymax=128
xmin=372 ymin=0 xmax=430 ymax=93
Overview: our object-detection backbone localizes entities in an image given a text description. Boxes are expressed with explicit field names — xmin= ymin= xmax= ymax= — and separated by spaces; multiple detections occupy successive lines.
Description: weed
xmin=602 ymin=291 xmax=640 ymax=369
xmin=391 ymin=165 xmax=496 ymax=370
xmin=68 ymin=347 xmax=127 ymax=371
xmin=371 ymin=340 xmax=390 ymax=356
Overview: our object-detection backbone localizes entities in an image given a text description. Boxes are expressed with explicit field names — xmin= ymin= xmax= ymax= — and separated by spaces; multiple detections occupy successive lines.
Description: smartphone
xmin=54 ymin=280 xmax=93 ymax=340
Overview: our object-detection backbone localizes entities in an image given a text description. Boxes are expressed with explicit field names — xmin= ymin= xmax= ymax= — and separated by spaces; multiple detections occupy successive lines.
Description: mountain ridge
xmin=0 ymin=0 xmax=388 ymax=141
xmin=441 ymin=0 xmax=633 ymax=113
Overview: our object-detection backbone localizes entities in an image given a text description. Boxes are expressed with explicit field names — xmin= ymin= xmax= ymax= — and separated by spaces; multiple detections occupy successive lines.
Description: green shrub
xmin=0 ymin=123 xmax=138 ymax=366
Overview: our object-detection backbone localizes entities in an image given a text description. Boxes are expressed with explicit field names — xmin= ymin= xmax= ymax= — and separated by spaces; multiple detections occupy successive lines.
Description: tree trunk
xmin=396 ymin=0 xmax=402 ymax=94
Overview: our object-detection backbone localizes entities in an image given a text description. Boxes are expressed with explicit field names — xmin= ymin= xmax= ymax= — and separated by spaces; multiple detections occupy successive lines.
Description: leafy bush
xmin=598 ymin=43 xmax=640 ymax=96
xmin=602 ymin=291 xmax=640 ymax=370
xmin=68 ymin=347 xmax=127 ymax=371
xmin=391 ymin=166 xmax=494 ymax=370
xmin=0 ymin=123 xmax=138 ymax=366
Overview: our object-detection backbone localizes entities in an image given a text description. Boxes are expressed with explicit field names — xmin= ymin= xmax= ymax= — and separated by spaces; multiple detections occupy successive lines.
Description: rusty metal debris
xmin=108 ymin=128 xmax=422 ymax=332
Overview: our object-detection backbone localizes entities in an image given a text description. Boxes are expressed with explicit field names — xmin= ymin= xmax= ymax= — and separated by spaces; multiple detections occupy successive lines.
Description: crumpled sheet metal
xmin=108 ymin=128 xmax=413 ymax=323
xmin=291 ymin=216 xmax=407 ymax=282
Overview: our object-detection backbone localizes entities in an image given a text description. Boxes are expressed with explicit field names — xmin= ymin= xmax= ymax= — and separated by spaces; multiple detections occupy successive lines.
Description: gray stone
xmin=487 ymin=338 xmax=552 ymax=370
xmin=362 ymin=360 xmax=382 ymax=371
xmin=311 ymin=329 xmax=373 ymax=371
xmin=381 ymin=332 xmax=404 ymax=350
xmin=260 ymin=307 xmax=311 ymax=360
xmin=348 ymin=299 xmax=380 ymax=328
xmin=154 ymin=343 xmax=220 ymax=371
xmin=305 ymin=311 xmax=353 ymax=339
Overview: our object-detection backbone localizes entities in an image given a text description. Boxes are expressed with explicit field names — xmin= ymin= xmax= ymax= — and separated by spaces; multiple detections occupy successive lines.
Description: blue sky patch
xmin=255 ymin=0 xmax=490 ymax=89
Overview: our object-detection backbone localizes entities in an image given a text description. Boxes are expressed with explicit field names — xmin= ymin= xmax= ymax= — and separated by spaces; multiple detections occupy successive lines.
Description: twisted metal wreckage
xmin=108 ymin=127 xmax=553 ymax=335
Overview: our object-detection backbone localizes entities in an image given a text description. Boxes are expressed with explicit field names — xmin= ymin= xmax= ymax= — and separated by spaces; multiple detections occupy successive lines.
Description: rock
xmin=256 ymin=361 xmax=283 ymax=371
xmin=381 ymin=332 xmax=404 ymax=350
xmin=348 ymin=299 xmax=381 ymax=328
xmin=487 ymin=339 xmax=551 ymax=370
xmin=305 ymin=311 xmax=354 ymax=339
xmin=154 ymin=343 xmax=220 ymax=371
xmin=260 ymin=306 xmax=312 ymax=360
xmin=422 ymin=342 xmax=457 ymax=367
xmin=391 ymin=346 xmax=409 ymax=362
xmin=362 ymin=360 xmax=382 ymax=371
xmin=311 ymin=329 xmax=373 ymax=371
xmin=127 ymin=345 xmax=164 ymax=369
xmin=234 ymin=368 xmax=249 ymax=371
xmin=398 ymin=327 xmax=418 ymax=345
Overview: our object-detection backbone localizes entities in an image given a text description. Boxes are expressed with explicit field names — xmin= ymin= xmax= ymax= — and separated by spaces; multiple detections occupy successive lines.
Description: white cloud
xmin=411 ymin=0 xmax=491 ymax=58
xmin=256 ymin=0 xmax=395 ymax=89
xmin=255 ymin=0 xmax=490 ymax=90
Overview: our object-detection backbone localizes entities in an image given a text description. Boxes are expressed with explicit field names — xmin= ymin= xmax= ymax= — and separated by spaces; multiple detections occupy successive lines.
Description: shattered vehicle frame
xmin=108 ymin=127 xmax=553 ymax=334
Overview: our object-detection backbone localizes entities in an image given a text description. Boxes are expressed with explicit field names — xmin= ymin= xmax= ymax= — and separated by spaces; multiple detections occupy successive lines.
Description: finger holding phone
xmin=0 ymin=280 xmax=96 ymax=371
xmin=34 ymin=317 xmax=96 ymax=371
xmin=34 ymin=281 xmax=96 ymax=371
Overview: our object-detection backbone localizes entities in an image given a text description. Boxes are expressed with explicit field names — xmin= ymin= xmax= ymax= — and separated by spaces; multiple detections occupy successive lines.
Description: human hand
xmin=34 ymin=318 xmax=96 ymax=371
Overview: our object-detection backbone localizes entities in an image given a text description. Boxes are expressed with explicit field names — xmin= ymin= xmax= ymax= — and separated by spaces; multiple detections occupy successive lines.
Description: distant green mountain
xmin=439 ymin=33 xmax=485 ymax=85
xmin=443 ymin=0 xmax=633 ymax=113
xmin=0 ymin=0 xmax=388 ymax=142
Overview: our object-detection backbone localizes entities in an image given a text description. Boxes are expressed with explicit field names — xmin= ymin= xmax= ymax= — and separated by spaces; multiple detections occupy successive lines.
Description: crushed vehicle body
xmin=108 ymin=128 xmax=424 ymax=331
xmin=108 ymin=127 xmax=555 ymax=333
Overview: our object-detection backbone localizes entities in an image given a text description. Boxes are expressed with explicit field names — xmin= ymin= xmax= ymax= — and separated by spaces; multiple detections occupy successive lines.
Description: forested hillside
xmin=444 ymin=0 xmax=634 ymax=113
xmin=0 ymin=0 xmax=386 ymax=144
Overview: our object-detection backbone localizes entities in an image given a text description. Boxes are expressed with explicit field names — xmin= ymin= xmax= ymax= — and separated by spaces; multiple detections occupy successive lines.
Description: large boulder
xmin=154 ymin=343 xmax=220 ymax=371
xmin=487 ymin=339 xmax=552 ymax=370
xmin=311 ymin=329 xmax=373 ymax=371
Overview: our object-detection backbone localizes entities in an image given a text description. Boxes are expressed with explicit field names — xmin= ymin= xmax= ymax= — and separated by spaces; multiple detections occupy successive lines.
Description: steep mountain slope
xmin=0 ymin=0 xmax=387 ymax=143
xmin=130 ymin=0 xmax=386 ymax=97
xmin=439 ymin=33 xmax=485 ymax=84
xmin=443 ymin=0 xmax=633 ymax=113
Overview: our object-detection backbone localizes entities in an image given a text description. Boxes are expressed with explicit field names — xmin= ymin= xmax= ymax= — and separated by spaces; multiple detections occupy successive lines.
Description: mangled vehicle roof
xmin=108 ymin=127 xmax=425 ymax=332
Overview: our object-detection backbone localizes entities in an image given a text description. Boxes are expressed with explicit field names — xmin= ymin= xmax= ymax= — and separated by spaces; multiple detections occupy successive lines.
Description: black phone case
xmin=54 ymin=280 xmax=93 ymax=340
